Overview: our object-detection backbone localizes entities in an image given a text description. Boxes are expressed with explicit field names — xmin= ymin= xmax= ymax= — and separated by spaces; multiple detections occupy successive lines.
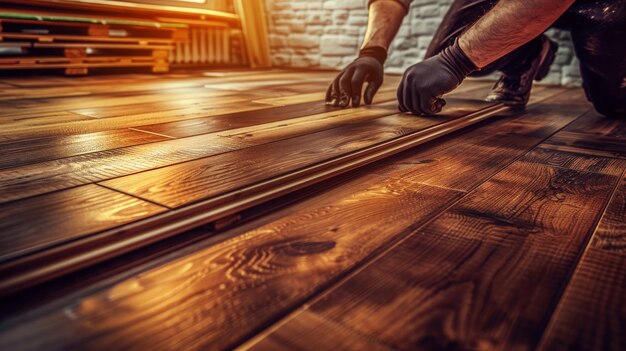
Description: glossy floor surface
xmin=0 ymin=69 xmax=624 ymax=350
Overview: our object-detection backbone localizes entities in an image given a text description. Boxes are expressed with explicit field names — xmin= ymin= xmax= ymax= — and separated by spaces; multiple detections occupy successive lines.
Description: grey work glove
xmin=397 ymin=39 xmax=477 ymax=115
xmin=325 ymin=46 xmax=387 ymax=108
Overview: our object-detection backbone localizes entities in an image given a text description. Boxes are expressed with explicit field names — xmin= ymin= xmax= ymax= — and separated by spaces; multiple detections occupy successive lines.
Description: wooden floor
xmin=0 ymin=69 xmax=624 ymax=350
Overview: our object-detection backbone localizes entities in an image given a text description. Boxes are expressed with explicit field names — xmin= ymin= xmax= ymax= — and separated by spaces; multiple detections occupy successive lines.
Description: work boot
xmin=486 ymin=36 xmax=559 ymax=109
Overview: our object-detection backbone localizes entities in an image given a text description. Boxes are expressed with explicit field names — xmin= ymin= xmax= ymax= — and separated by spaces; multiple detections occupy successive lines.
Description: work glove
xmin=397 ymin=39 xmax=477 ymax=115
xmin=325 ymin=46 xmax=386 ymax=108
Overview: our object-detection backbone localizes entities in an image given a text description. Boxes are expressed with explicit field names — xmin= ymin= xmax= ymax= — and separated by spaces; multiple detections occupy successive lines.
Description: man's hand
xmin=397 ymin=39 xmax=477 ymax=115
xmin=326 ymin=54 xmax=384 ymax=108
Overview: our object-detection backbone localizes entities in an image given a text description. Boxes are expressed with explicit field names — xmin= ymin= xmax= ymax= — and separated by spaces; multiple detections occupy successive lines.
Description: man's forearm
xmin=361 ymin=0 xmax=407 ymax=50
xmin=459 ymin=0 xmax=574 ymax=68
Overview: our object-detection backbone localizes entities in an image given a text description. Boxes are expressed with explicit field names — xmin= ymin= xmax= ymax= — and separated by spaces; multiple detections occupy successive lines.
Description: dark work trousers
xmin=424 ymin=0 xmax=626 ymax=118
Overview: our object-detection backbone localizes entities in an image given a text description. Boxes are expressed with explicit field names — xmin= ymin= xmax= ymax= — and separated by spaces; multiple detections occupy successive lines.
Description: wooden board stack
xmin=0 ymin=10 xmax=191 ymax=74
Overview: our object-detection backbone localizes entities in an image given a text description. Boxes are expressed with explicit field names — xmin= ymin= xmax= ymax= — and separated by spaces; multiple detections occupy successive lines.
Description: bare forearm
xmin=459 ymin=0 xmax=574 ymax=68
xmin=361 ymin=0 xmax=407 ymax=50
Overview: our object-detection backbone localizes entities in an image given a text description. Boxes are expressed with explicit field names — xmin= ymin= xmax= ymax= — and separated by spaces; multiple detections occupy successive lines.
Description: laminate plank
xmin=0 ymin=100 xmax=273 ymax=141
xmin=3 ymin=88 xmax=259 ymax=119
xmin=542 ymin=130 xmax=626 ymax=159
xmin=537 ymin=173 xmax=626 ymax=350
xmin=0 ymin=71 xmax=336 ymax=102
xmin=371 ymin=88 xmax=586 ymax=191
xmin=225 ymin=99 xmax=494 ymax=146
xmin=0 ymin=134 xmax=243 ymax=204
xmin=0 ymin=129 xmax=169 ymax=170
xmin=0 ymin=111 xmax=92 ymax=130
xmin=240 ymin=310 xmax=391 ymax=351
xmin=589 ymin=174 xmax=626 ymax=252
xmin=69 ymin=93 xmax=243 ymax=119
xmin=251 ymin=80 xmax=488 ymax=107
xmin=520 ymin=147 xmax=626 ymax=176
xmin=134 ymin=100 xmax=390 ymax=138
xmin=0 ymin=184 xmax=167 ymax=263
xmin=537 ymin=249 xmax=626 ymax=351
xmin=539 ymin=109 xmax=626 ymax=158
xmin=0 ymin=89 xmax=259 ymax=121
xmin=0 ymin=179 xmax=462 ymax=351
xmin=133 ymin=80 xmax=491 ymax=139
xmin=562 ymin=109 xmax=626 ymax=138
xmin=306 ymin=160 xmax=617 ymax=351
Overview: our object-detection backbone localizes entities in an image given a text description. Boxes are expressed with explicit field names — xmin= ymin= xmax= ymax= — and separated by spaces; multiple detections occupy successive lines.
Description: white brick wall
xmin=265 ymin=0 xmax=582 ymax=86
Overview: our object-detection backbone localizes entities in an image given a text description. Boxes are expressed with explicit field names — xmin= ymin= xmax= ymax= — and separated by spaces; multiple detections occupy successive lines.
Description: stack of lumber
xmin=0 ymin=10 xmax=189 ymax=74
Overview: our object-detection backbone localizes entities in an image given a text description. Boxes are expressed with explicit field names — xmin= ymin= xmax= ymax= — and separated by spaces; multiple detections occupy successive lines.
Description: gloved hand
xmin=325 ymin=46 xmax=386 ymax=108
xmin=397 ymin=39 xmax=477 ymax=115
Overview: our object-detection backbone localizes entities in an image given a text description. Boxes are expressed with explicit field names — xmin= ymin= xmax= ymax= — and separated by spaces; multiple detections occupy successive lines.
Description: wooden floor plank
xmin=0 ymin=133 xmax=244 ymax=204
xmin=0 ymin=96 xmax=274 ymax=140
xmin=0 ymin=111 xmax=92 ymax=128
xmin=370 ymin=88 xmax=583 ymax=191
xmin=520 ymin=147 xmax=626 ymax=177
xmin=251 ymin=79 xmax=486 ymax=107
xmin=304 ymin=156 xmax=619 ymax=351
xmin=0 ymin=184 xmax=167 ymax=263
xmin=240 ymin=310 xmax=392 ymax=351
xmin=0 ymin=129 xmax=169 ymax=170
xmin=537 ymin=173 xmax=626 ymax=351
xmin=1 ymin=88 xmax=238 ymax=118
xmin=540 ymin=110 xmax=626 ymax=159
xmin=70 ymin=91 xmax=259 ymax=119
xmin=0 ymin=71 xmax=336 ymax=103
xmin=0 ymin=179 xmax=463 ymax=351
xmin=133 ymin=100 xmax=395 ymax=138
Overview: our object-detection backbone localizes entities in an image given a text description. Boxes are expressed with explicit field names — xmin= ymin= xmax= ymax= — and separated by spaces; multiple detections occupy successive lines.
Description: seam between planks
xmin=95 ymin=183 xmax=174 ymax=209
xmin=127 ymin=127 xmax=177 ymax=139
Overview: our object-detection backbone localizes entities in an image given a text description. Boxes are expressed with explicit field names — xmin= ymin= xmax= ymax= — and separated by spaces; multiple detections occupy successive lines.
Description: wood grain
xmin=134 ymin=100 xmax=393 ymax=138
xmin=537 ymin=249 xmax=626 ymax=351
xmin=538 ymin=174 xmax=626 ymax=351
xmin=220 ymin=99 xmax=488 ymax=146
xmin=371 ymin=88 xmax=586 ymax=191
xmin=590 ymin=174 xmax=626 ymax=252
xmin=543 ymin=131 xmax=626 ymax=159
xmin=134 ymin=80 xmax=491 ymax=139
xmin=0 ymin=129 xmax=169 ymax=169
xmin=0 ymin=98 xmax=272 ymax=140
xmin=0 ymin=184 xmax=166 ymax=262
xmin=0 ymin=133 xmax=243 ymax=204
xmin=521 ymin=147 xmax=626 ymax=177
xmin=241 ymin=310 xmax=391 ymax=351
xmin=538 ymin=173 xmax=626 ymax=350
xmin=100 ymin=120 xmax=439 ymax=207
xmin=308 ymin=161 xmax=617 ymax=351
xmin=0 ymin=180 xmax=462 ymax=351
